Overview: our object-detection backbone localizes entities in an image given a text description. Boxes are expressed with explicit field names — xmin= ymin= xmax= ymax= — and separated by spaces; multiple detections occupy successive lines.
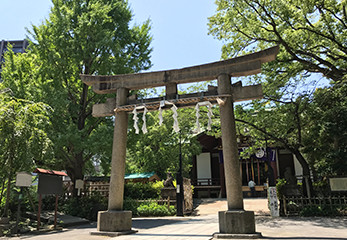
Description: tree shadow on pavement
xmin=263 ymin=237 xmax=347 ymax=240
xmin=132 ymin=218 xmax=186 ymax=229
xmin=18 ymin=223 xmax=97 ymax=239
xmin=256 ymin=216 xmax=347 ymax=230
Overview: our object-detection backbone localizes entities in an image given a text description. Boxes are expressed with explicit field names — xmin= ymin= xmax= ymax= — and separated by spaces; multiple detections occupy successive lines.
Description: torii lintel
xmin=81 ymin=46 xmax=279 ymax=94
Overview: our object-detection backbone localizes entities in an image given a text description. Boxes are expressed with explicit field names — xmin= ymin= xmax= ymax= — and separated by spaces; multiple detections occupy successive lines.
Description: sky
xmin=0 ymin=0 xmax=224 ymax=72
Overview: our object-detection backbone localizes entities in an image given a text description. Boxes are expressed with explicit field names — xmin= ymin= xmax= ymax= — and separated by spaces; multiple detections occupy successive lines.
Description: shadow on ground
xmin=256 ymin=216 xmax=347 ymax=230
xmin=17 ymin=223 xmax=97 ymax=239
xmin=263 ymin=237 xmax=347 ymax=240
xmin=132 ymin=219 xmax=187 ymax=229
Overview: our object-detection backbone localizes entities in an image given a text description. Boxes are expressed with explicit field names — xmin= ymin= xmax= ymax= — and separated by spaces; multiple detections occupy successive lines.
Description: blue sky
xmin=0 ymin=0 xmax=224 ymax=72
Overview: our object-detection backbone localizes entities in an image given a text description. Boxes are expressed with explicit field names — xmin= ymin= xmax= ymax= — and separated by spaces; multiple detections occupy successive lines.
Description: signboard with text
xmin=37 ymin=174 xmax=63 ymax=195
xmin=16 ymin=172 xmax=32 ymax=187
xmin=268 ymin=187 xmax=279 ymax=217
xmin=329 ymin=178 xmax=347 ymax=191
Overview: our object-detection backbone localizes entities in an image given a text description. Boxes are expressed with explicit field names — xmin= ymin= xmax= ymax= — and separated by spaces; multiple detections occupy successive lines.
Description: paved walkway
xmin=3 ymin=198 xmax=347 ymax=240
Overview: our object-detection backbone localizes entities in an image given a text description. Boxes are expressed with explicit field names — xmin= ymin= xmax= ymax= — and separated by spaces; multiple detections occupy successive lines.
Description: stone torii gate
xmin=81 ymin=46 xmax=279 ymax=237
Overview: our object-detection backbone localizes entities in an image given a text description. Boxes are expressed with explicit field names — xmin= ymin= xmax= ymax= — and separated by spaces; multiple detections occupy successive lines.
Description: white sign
xmin=329 ymin=178 xmax=347 ymax=191
xmin=75 ymin=179 xmax=84 ymax=196
xmin=16 ymin=172 xmax=32 ymax=187
xmin=75 ymin=179 xmax=84 ymax=189
xmin=268 ymin=187 xmax=279 ymax=217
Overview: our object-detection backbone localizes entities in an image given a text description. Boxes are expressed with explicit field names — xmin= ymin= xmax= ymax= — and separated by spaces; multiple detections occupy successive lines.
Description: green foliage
xmin=1 ymin=0 xmax=153 ymax=188
xmin=137 ymin=202 xmax=176 ymax=217
xmin=123 ymin=200 xmax=176 ymax=216
xmin=62 ymin=194 xmax=107 ymax=221
xmin=124 ymin=182 xmax=161 ymax=200
xmin=312 ymin=180 xmax=330 ymax=196
xmin=123 ymin=199 xmax=141 ymax=215
xmin=126 ymin=109 xmax=202 ymax=179
xmin=151 ymin=180 xmax=164 ymax=191
xmin=208 ymin=0 xmax=347 ymax=184
xmin=209 ymin=0 xmax=346 ymax=83
xmin=0 ymin=89 xmax=52 ymax=216
xmin=122 ymin=181 xmax=176 ymax=216
xmin=303 ymin=80 xmax=347 ymax=177
xmin=276 ymin=178 xmax=287 ymax=200
xmin=300 ymin=205 xmax=341 ymax=217
xmin=0 ymin=94 xmax=52 ymax=170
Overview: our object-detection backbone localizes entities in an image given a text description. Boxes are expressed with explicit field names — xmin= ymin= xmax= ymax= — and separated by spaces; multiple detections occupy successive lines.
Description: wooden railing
xmin=191 ymin=178 xmax=220 ymax=186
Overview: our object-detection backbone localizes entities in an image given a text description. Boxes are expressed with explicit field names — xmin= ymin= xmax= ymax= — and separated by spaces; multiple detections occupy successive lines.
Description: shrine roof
xmin=34 ymin=168 xmax=68 ymax=176
xmin=125 ymin=172 xmax=158 ymax=180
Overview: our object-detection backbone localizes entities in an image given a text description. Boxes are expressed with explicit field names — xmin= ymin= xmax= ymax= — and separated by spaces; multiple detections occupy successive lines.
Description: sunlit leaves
xmin=2 ymin=0 xmax=153 ymax=183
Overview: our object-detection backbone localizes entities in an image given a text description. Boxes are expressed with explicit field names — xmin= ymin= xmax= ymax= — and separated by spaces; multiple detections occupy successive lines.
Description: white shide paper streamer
xmin=132 ymin=108 xmax=140 ymax=134
xmin=194 ymin=101 xmax=213 ymax=133
xmin=132 ymin=105 xmax=148 ymax=134
xmin=158 ymin=101 xmax=180 ymax=133
xmin=141 ymin=106 xmax=148 ymax=134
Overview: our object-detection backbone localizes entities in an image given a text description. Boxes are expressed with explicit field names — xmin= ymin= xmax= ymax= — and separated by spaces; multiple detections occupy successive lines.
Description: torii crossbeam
xmin=82 ymin=46 xmax=279 ymax=237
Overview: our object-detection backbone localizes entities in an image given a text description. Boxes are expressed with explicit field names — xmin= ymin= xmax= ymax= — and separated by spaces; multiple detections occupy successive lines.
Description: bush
xmin=123 ymin=199 xmax=141 ymax=215
xmin=124 ymin=200 xmax=176 ymax=217
xmin=313 ymin=180 xmax=330 ymax=196
xmin=124 ymin=182 xmax=161 ymax=199
xmin=276 ymin=178 xmax=286 ymax=200
xmin=151 ymin=181 xmax=164 ymax=193
xmin=41 ymin=195 xmax=65 ymax=211
xmin=137 ymin=202 xmax=175 ymax=217
xmin=300 ymin=205 xmax=340 ymax=217
xmin=62 ymin=193 xmax=107 ymax=221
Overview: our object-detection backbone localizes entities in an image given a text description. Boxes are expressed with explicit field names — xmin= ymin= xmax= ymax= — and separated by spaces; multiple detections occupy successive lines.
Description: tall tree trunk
xmin=0 ymin=177 xmax=6 ymax=207
xmin=2 ymin=170 xmax=12 ymax=218
xmin=291 ymin=148 xmax=313 ymax=198
xmin=67 ymin=152 xmax=85 ymax=197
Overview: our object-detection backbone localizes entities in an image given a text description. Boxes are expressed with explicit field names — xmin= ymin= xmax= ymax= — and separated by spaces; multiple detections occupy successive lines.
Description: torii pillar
xmin=95 ymin=87 xmax=136 ymax=235
xmin=213 ymin=73 xmax=261 ymax=239
xmin=82 ymin=46 xmax=279 ymax=238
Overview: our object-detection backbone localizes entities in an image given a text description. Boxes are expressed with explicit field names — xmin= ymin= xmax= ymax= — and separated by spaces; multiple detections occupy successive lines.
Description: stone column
xmin=108 ymin=87 xmax=129 ymax=210
xmin=96 ymin=87 xmax=134 ymax=234
xmin=215 ymin=74 xmax=260 ymax=238
xmin=217 ymin=73 xmax=243 ymax=210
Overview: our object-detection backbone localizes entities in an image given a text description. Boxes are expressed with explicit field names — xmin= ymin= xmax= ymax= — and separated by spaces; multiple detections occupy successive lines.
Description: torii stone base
xmin=91 ymin=210 xmax=136 ymax=236
xmin=213 ymin=210 xmax=261 ymax=239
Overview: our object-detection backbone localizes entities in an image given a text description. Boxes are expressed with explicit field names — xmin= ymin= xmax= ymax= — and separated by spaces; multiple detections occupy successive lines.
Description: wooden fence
xmin=283 ymin=195 xmax=347 ymax=216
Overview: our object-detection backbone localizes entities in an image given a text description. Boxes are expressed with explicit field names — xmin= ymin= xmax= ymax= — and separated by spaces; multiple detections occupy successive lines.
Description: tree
xmin=233 ymin=97 xmax=315 ymax=195
xmin=126 ymin=108 xmax=202 ymax=179
xmin=1 ymin=0 xmax=152 ymax=194
xmin=0 ymin=91 xmax=51 ymax=217
xmin=209 ymin=0 xmax=346 ymax=83
xmin=303 ymin=78 xmax=347 ymax=177
xmin=208 ymin=0 xmax=347 ymax=195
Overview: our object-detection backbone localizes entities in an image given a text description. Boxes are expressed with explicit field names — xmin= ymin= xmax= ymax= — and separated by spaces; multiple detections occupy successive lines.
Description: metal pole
xmin=37 ymin=194 xmax=42 ymax=231
xmin=176 ymin=130 xmax=184 ymax=216
xmin=265 ymin=137 xmax=275 ymax=186
xmin=54 ymin=195 xmax=58 ymax=229
xmin=15 ymin=187 xmax=23 ymax=234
